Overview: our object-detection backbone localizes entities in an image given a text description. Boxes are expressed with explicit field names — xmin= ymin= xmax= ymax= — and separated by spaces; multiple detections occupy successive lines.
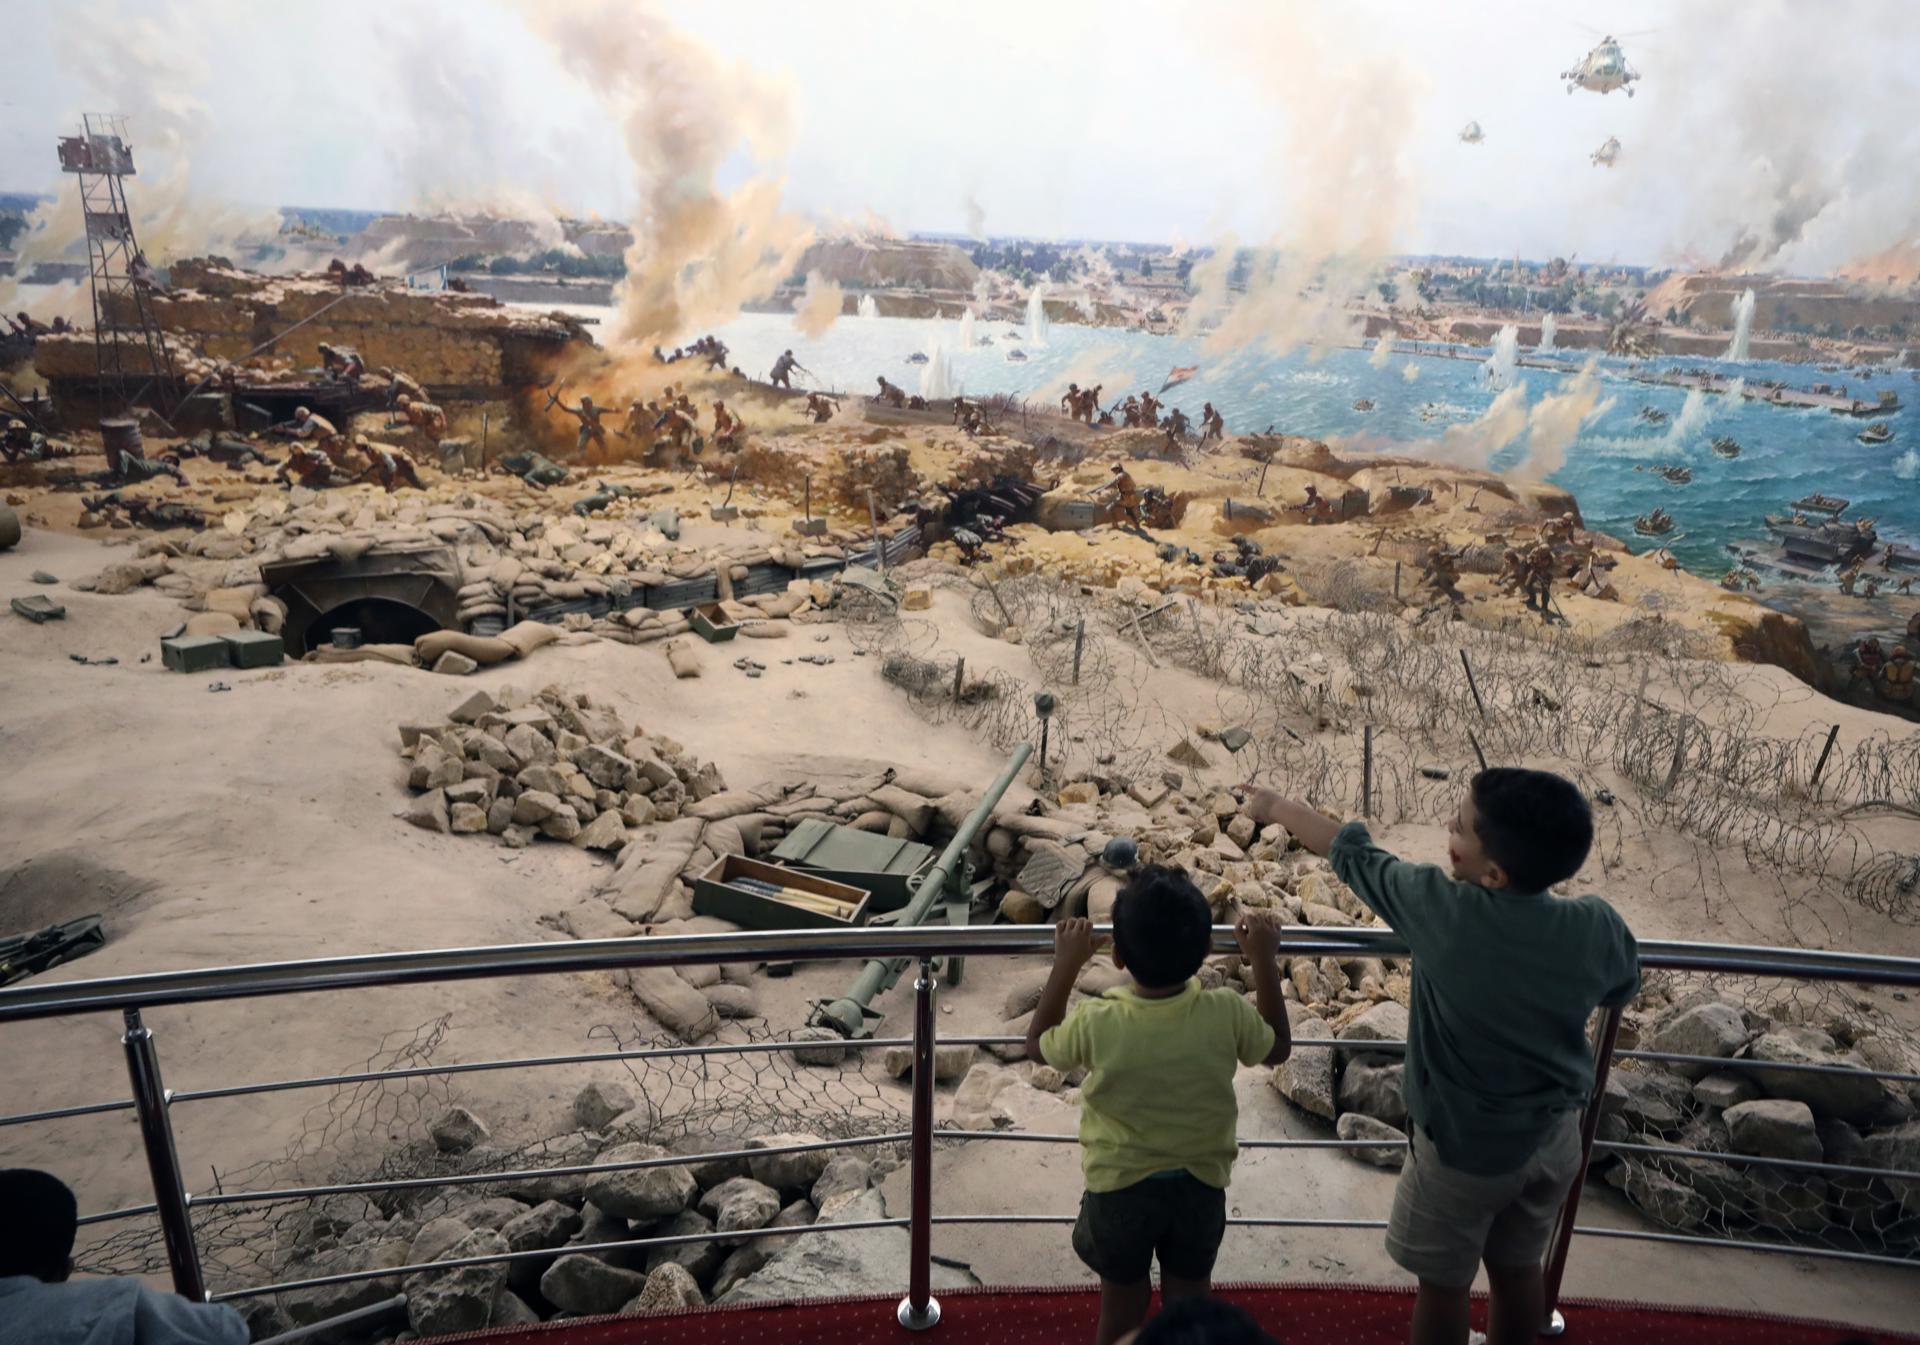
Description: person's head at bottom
xmin=0 ymin=1169 xmax=78 ymax=1282
xmin=1120 ymin=1297 xmax=1278 ymax=1345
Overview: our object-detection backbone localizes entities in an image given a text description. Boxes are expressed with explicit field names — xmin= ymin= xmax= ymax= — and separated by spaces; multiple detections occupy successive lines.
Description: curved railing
xmin=2 ymin=927 xmax=1917 ymax=1336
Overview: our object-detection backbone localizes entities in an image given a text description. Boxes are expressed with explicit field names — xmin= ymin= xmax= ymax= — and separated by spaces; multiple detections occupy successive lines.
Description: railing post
xmin=1538 ymin=1004 xmax=1623 ymax=1336
xmin=122 ymin=1008 xmax=206 ymax=1301
xmin=896 ymin=958 xmax=941 ymax=1332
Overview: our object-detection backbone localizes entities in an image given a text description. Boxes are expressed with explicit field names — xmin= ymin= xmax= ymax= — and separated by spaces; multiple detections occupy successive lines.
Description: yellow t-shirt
xmin=1039 ymin=980 xmax=1275 ymax=1193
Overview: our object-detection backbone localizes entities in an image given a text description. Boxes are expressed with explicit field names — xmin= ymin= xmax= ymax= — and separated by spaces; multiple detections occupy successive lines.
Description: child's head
xmin=1449 ymin=768 xmax=1593 ymax=893
xmin=1111 ymin=864 xmax=1212 ymax=990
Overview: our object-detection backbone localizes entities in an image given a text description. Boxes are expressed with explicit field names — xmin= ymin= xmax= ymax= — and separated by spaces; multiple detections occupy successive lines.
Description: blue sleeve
xmin=1326 ymin=821 xmax=1450 ymax=950
xmin=134 ymin=1284 xmax=251 ymax=1345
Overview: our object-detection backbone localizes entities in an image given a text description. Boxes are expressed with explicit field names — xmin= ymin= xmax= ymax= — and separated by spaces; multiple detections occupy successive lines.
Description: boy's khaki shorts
xmin=1386 ymin=1112 xmax=1582 ymax=1289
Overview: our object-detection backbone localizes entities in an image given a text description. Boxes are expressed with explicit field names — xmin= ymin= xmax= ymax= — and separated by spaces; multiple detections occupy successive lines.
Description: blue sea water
xmin=709 ymin=311 xmax=1920 ymax=581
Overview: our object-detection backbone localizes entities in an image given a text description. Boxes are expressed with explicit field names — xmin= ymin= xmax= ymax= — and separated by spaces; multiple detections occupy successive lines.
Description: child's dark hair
xmin=0 ymin=1168 xmax=78 ymax=1281
xmin=1112 ymin=864 xmax=1212 ymax=989
xmin=1470 ymin=767 xmax=1593 ymax=893
xmin=1135 ymin=1296 xmax=1278 ymax=1344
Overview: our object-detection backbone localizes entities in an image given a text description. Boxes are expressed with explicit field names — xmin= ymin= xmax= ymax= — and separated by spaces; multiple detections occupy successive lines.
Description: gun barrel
xmin=818 ymin=742 xmax=1033 ymax=1036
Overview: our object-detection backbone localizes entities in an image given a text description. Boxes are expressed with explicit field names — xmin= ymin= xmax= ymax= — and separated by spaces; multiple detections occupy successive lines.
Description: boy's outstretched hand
xmin=1234 ymin=909 xmax=1284 ymax=961
xmin=1052 ymin=916 xmax=1106 ymax=969
xmin=1242 ymin=785 xmax=1342 ymax=857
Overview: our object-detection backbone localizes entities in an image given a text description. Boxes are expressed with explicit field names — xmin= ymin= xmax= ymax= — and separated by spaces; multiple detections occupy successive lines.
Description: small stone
xmin=430 ymin=1106 xmax=491 ymax=1154
xmin=745 ymin=1134 xmax=832 ymax=1193
xmin=585 ymin=1143 xmax=698 ymax=1220
xmin=405 ymin=1230 xmax=508 ymax=1337
xmin=624 ymin=1260 xmax=705 ymax=1312
xmin=540 ymin=805 xmax=584 ymax=842
xmin=511 ymin=788 xmax=563 ymax=825
xmin=1336 ymin=1113 xmax=1408 ymax=1170
xmin=1693 ymin=1072 xmax=1761 ymax=1111
xmin=810 ymin=1155 xmax=872 ymax=1207
xmin=501 ymin=823 xmax=536 ymax=849
xmin=699 ymin=1176 xmax=782 ymax=1239
xmin=499 ymin=1200 xmax=582 ymax=1254
xmin=643 ymin=1208 xmax=723 ymax=1282
xmin=574 ymin=809 xmax=628 ymax=852
xmin=449 ymin=689 xmax=497 ymax=723
xmin=881 ymin=1042 xmax=976 ymax=1083
xmin=404 ymin=788 xmax=450 ymax=833
xmin=1337 ymin=1058 xmax=1407 ymax=1129
xmin=1272 ymin=1014 xmax=1335 ymax=1119
xmin=1648 ymin=1002 xmax=1749 ymax=1080
xmin=705 ymin=982 xmax=759 ymax=1018
xmin=433 ymin=650 xmax=479 ymax=676
xmin=788 ymin=1027 xmax=847 ymax=1067
xmin=1057 ymin=780 xmax=1100 ymax=806
xmin=449 ymin=802 xmax=488 ymax=833
xmin=574 ymin=1081 xmax=637 ymax=1131
xmin=900 ymin=585 xmax=932 ymax=611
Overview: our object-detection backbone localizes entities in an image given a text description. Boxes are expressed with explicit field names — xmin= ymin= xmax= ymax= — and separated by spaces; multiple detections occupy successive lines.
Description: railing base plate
xmin=898 ymin=1295 xmax=942 ymax=1331
xmin=1541 ymin=1308 xmax=1566 ymax=1337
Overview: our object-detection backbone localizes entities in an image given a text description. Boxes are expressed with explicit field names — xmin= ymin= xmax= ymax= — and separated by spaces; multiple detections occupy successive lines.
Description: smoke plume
xmin=1512 ymin=361 xmax=1612 ymax=480
xmin=793 ymin=269 xmax=845 ymax=338
xmin=524 ymin=0 xmax=815 ymax=349
xmin=964 ymin=194 xmax=988 ymax=243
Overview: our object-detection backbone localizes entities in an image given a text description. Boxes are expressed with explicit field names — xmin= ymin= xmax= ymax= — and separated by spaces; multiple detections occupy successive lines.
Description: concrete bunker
xmin=261 ymin=542 xmax=461 ymax=656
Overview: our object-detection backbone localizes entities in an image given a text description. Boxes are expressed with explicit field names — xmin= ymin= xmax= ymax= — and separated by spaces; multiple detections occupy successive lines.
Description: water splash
xmin=957 ymin=306 xmax=977 ymax=349
xmin=920 ymin=338 xmax=955 ymax=400
xmin=1026 ymin=282 xmax=1050 ymax=349
xmin=858 ymin=293 xmax=878 ymax=320
xmin=1369 ymin=331 xmax=1394 ymax=368
xmin=1725 ymin=288 xmax=1756 ymax=362
xmin=1483 ymin=323 xmax=1520 ymax=390
xmin=1895 ymin=448 xmax=1920 ymax=481
xmin=1537 ymin=312 xmax=1557 ymax=352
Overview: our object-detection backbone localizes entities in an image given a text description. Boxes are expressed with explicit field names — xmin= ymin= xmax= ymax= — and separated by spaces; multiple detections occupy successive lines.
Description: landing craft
xmin=1563 ymin=36 xmax=1639 ymax=96
xmin=1459 ymin=120 xmax=1485 ymax=144
xmin=1591 ymin=136 xmax=1621 ymax=168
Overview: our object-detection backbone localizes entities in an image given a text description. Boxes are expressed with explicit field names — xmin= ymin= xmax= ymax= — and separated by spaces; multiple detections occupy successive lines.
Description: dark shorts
xmin=1072 ymin=1172 xmax=1227 ymax=1284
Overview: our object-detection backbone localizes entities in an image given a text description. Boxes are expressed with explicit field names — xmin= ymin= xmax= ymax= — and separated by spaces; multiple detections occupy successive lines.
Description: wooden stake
xmin=1129 ymin=606 xmax=1160 ymax=667
xmin=1467 ymin=730 xmax=1488 ymax=772
xmin=1663 ymin=722 xmax=1689 ymax=795
xmin=1460 ymin=649 xmax=1487 ymax=718
xmin=953 ymin=656 xmax=966 ymax=702
xmin=1071 ymin=618 xmax=1086 ymax=685
xmin=983 ymin=575 xmax=1015 ymax=628
xmin=1258 ymin=458 xmax=1271 ymax=496
xmin=1394 ymin=561 xmax=1402 ymax=600
xmin=1809 ymin=723 xmax=1841 ymax=792
xmin=1362 ymin=725 xmax=1375 ymax=817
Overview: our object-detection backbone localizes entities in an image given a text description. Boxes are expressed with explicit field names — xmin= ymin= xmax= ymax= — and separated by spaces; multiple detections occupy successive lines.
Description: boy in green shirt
xmin=1028 ymin=866 xmax=1293 ymax=1345
xmin=1248 ymin=769 xmax=1638 ymax=1345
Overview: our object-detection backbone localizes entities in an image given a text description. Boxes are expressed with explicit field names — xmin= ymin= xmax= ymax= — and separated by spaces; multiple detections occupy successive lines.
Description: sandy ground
xmin=3 ymin=521 xmax=1918 ymax=1332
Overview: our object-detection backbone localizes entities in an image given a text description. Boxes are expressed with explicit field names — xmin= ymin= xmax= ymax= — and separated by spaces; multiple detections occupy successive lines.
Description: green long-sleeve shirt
xmin=1328 ymin=821 xmax=1639 ymax=1176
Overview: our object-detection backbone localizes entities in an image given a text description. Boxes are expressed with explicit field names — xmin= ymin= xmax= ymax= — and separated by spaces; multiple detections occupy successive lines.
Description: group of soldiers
xmin=1839 ymin=551 xmax=1914 ymax=599
xmin=266 ymin=407 xmax=426 ymax=492
xmin=656 ymin=335 xmax=730 ymax=371
xmin=4 ymin=311 xmax=72 ymax=339
xmin=951 ymin=397 xmax=993 ymax=437
xmin=1854 ymin=616 xmax=1919 ymax=706
xmin=1060 ymin=384 xmax=1104 ymax=423
xmin=546 ymin=382 xmax=744 ymax=466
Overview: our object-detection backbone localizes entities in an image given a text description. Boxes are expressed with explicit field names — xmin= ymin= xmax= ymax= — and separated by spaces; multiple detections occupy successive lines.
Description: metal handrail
xmin=6 ymin=926 xmax=1918 ymax=1331
xmin=7 ymin=925 xmax=1918 ymax=1024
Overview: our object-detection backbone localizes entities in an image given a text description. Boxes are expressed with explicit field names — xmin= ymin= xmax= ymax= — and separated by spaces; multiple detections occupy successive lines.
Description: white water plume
xmin=919 ymin=338 xmax=955 ymax=400
xmin=957 ymin=307 xmax=977 ymax=349
xmin=792 ymin=269 xmax=844 ymax=338
xmin=1725 ymin=288 xmax=1756 ymax=362
xmin=1369 ymin=332 xmax=1395 ymax=368
xmin=1026 ymin=282 xmax=1050 ymax=349
xmin=1402 ymin=361 xmax=1422 ymax=382
xmin=1893 ymin=448 xmax=1920 ymax=481
xmin=1537 ymin=313 xmax=1557 ymax=352
xmin=1483 ymin=324 xmax=1520 ymax=390
xmin=858 ymin=293 xmax=879 ymax=320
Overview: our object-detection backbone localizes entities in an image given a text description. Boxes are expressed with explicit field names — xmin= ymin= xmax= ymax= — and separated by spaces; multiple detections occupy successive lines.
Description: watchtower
xmin=56 ymin=115 xmax=177 ymax=418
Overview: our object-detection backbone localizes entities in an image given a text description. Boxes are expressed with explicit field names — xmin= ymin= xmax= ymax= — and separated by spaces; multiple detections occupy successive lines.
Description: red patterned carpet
xmin=423 ymin=1284 xmax=1915 ymax=1344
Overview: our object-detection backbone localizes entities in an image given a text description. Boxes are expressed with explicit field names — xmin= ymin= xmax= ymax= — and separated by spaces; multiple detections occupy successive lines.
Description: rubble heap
xmin=397 ymin=684 xmax=727 ymax=856
xmin=249 ymin=1084 xmax=971 ymax=1340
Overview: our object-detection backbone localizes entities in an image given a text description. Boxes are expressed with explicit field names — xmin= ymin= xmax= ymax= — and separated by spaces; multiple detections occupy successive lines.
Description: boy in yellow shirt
xmin=1027 ymin=866 xmax=1292 ymax=1345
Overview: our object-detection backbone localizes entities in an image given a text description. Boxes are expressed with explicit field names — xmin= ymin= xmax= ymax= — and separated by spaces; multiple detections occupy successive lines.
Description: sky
xmin=3 ymin=0 xmax=1917 ymax=274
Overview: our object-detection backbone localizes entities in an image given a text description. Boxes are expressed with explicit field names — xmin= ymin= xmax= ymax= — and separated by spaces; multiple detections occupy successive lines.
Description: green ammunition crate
xmin=770 ymin=819 xmax=935 ymax=914
xmin=693 ymin=855 xmax=871 ymax=930
xmin=161 ymin=635 xmax=231 ymax=674
xmin=221 ymin=630 xmax=285 ymax=668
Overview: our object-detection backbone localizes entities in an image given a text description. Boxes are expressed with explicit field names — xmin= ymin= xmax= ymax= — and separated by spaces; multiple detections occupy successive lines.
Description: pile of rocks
xmin=245 ymin=1084 xmax=962 ymax=1341
xmin=1591 ymin=994 xmax=1920 ymax=1248
xmin=397 ymin=684 xmax=726 ymax=858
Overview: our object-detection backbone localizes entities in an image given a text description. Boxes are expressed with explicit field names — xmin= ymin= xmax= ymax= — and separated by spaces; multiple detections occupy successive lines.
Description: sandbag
xmin=664 ymin=640 xmax=702 ymax=679
xmin=308 ymin=643 xmax=415 ymax=666
xmin=183 ymin=611 xmax=241 ymax=637
xmin=497 ymin=620 xmax=562 ymax=658
xmin=415 ymin=629 xmax=516 ymax=666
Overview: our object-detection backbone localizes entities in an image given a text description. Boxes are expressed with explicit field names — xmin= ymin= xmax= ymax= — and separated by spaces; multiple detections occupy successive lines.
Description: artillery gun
xmin=811 ymin=743 xmax=1032 ymax=1038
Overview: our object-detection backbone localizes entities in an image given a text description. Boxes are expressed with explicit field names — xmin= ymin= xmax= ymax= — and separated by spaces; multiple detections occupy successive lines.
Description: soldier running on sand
xmin=1200 ymin=402 xmax=1225 ymax=443
xmin=1102 ymin=462 xmax=1144 ymax=529
xmin=769 ymin=349 xmax=805 ymax=388
xmin=552 ymin=392 xmax=611 ymax=460
xmin=390 ymin=394 xmax=447 ymax=443
xmin=1523 ymin=543 xmax=1557 ymax=611
xmin=874 ymin=377 xmax=907 ymax=408
xmin=806 ymin=392 xmax=837 ymax=423
xmin=352 ymin=436 xmax=425 ymax=492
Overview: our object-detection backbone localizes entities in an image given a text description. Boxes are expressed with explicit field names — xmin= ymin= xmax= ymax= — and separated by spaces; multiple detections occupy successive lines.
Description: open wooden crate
xmin=692 ymin=855 xmax=870 ymax=930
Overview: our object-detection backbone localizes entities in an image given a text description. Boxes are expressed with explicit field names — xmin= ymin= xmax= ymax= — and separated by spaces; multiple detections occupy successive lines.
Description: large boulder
xmin=1604 ymin=1067 xmax=1693 ymax=1136
xmin=1336 ymin=1113 xmax=1408 ymax=1170
xmin=644 ymin=1208 xmax=725 ymax=1283
xmin=574 ymin=1081 xmax=637 ymax=1131
xmin=1647 ymin=1002 xmax=1749 ymax=1080
xmin=746 ymin=1134 xmax=834 ymax=1194
xmin=623 ymin=1261 xmax=706 ymax=1313
xmin=1861 ymin=1120 xmax=1920 ymax=1216
xmin=1336 ymin=1058 xmax=1407 ymax=1129
xmin=1271 ymin=1013 xmax=1335 ymax=1119
xmin=1746 ymin=1026 xmax=1887 ymax=1123
xmin=584 ymin=1143 xmax=698 ymax=1221
xmin=496 ymin=1130 xmax=602 ymax=1205
xmin=429 ymin=1107 xmax=491 ymax=1154
xmin=811 ymin=1155 xmax=873 ymax=1208
xmin=539 ymin=1252 xmax=650 ymax=1315
xmin=698 ymin=1176 xmax=783 ymax=1240
xmin=717 ymin=1194 xmax=978 ymax=1304
xmin=1336 ymin=1000 xmax=1408 ymax=1051
xmin=405 ymin=1230 xmax=509 ymax=1338
xmin=1724 ymin=1099 xmax=1823 ymax=1163
xmin=276 ymin=1241 xmax=409 ymax=1340
xmin=1605 ymin=1159 xmax=1710 ymax=1231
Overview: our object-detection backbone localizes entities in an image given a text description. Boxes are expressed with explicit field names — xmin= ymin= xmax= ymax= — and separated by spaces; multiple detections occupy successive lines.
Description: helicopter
xmin=1458 ymin=120 xmax=1485 ymax=144
xmin=1562 ymin=36 xmax=1640 ymax=96
xmin=1591 ymin=135 xmax=1621 ymax=168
